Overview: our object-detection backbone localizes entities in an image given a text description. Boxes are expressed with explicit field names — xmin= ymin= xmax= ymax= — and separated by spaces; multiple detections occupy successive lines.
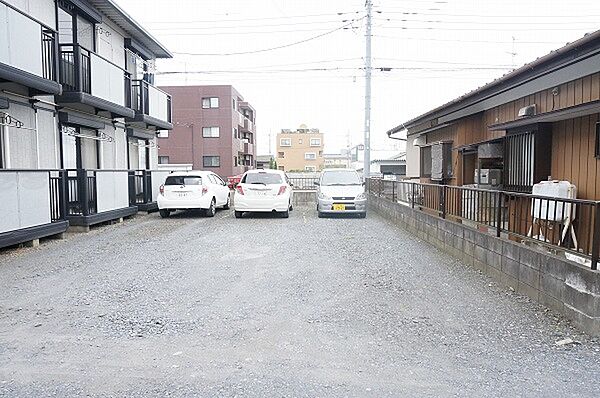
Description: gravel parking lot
xmin=0 ymin=206 xmax=599 ymax=397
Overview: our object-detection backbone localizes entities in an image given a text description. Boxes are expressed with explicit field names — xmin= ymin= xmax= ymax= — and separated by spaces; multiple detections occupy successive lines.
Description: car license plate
xmin=333 ymin=204 xmax=346 ymax=211
xmin=177 ymin=192 xmax=189 ymax=198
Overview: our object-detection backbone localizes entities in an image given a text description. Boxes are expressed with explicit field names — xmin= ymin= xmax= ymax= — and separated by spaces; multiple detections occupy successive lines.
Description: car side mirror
xmin=314 ymin=181 xmax=320 ymax=186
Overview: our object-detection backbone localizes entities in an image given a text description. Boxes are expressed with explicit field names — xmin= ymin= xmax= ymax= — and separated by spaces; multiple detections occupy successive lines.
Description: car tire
xmin=280 ymin=210 xmax=289 ymax=218
xmin=159 ymin=209 xmax=170 ymax=218
xmin=223 ymin=194 xmax=231 ymax=210
xmin=205 ymin=199 xmax=216 ymax=217
xmin=234 ymin=210 xmax=243 ymax=218
xmin=289 ymin=202 xmax=293 ymax=211
xmin=317 ymin=211 xmax=324 ymax=218
xmin=358 ymin=212 xmax=367 ymax=218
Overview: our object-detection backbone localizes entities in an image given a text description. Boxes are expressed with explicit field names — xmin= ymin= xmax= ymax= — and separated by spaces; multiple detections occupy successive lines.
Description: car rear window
xmin=242 ymin=172 xmax=283 ymax=184
xmin=164 ymin=176 xmax=202 ymax=186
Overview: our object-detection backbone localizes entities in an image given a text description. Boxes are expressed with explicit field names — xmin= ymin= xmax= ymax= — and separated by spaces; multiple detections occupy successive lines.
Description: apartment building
xmin=276 ymin=125 xmax=324 ymax=171
xmin=157 ymin=85 xmax=256 ymax=178
xmin=0 ymin=0 xmax=173 ymax=248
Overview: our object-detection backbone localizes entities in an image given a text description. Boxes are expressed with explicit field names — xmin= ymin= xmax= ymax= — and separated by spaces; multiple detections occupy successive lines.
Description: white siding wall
xmin=405 ymin=135 xmax=421 ymax=178
xmin=95 ymin=19 xmax=126 ymax=69
xmin=36 ymin=108 xmax=59 ymax=169
xmin=6 ymin=102 xmax=36 ymax=168
xmin=114 ymin=126 xmax=128 ymax=169
xmin=128 ymin=140 xmax=139 ymax=169
xmin=0 ymin=3 xmax=43 ymax=77
xmin=3 ymin=0 xmax=55 ymax=29
xmin=100 ymin=124 xmax=117 ymax=169
xmin=149 ymin=138 xmax=158 ymax=169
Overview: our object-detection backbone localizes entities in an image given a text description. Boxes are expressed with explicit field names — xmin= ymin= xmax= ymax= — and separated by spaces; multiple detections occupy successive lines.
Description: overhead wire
xmin=172 ymin=18 xmax=364 ymax=56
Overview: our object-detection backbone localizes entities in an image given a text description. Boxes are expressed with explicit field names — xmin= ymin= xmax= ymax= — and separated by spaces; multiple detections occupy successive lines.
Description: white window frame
xmin=157 ymin=130 xmax=169 ymax=138
xmin=304 ymin=152 xmax=316 ymax=160
xmin=305 ymin=165 xmax=317 ymax=172
xmin=280 ymin=138 xmax=292 ymax=147
xmin=202 ymin=126 xmax=220 ymax=138
xmin=310 ymin=138 xmax=321 ymax=147
xmin=202 ymin=97 xmax=219 ymax=109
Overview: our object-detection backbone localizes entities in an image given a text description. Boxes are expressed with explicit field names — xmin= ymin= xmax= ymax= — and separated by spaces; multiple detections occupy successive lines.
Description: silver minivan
xmin=315 ymin=169 xmax=367 ymax=218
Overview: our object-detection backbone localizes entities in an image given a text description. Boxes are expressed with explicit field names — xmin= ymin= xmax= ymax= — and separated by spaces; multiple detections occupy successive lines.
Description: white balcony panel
xmin=148 ymin=85 xmax=168 ymax=121
xmin=90 ymin=53 xmax=125 ymax=106
xmin=0 ymin=4 xmax=43 ymax=77
xmin=96 ymin=171 xmax=129 ymax=213
xmin=4 ymin=0 xmax=55 ymax=29
xmin=0 ymin=171 xmax=51 ymax=234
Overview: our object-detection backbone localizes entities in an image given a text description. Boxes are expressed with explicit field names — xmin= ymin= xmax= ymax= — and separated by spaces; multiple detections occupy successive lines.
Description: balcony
xmin=127 ymin=80 xmax=173 ymax=130
xmin=0 ymin=4 xmax=61 ymax=95
xmin=0 ymin=170 xmax=68 ymax=249
xmin=57 ymin=44 xmax=134 ymax=118
xmin=243 ymin=142 xmax=254 ymax=155
xmin=241 ymin=117 xmax=254 ymax=132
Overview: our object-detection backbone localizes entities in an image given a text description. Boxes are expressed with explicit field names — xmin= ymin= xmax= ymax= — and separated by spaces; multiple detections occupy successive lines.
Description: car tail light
xmin=159 ymin=184 xmax=164 ymax=195
xmin=236 ymin=184 xmax=244 ymax=195
xmin=278 ymin=185 xmax=287 ymax=195
xmin=202 ymin=186 xmax=208 ymax=195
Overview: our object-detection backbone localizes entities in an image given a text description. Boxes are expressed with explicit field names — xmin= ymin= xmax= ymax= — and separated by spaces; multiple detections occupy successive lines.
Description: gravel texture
xmin=0 ymin=206 xmax=599 ymax=397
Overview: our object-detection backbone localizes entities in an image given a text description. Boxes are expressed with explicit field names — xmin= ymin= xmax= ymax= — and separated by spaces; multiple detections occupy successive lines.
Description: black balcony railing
xmin=367 ymin=178 xmax=600 ymax=270
xmin=59 ymin=44 xmax=130 ymax=107
xmin=66 ymin=169 xmax=97 ymax=216
xmin=41 ymin=29 xmax=57 ymax=81
xmin=128 ymin=170 xmax=152 ymax=206
xmin=131 ymin=79 xmax=172 ymax=122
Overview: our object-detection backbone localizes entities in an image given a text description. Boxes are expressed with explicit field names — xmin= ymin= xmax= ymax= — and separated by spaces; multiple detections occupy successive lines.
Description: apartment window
xmin=202 ymin=126 xmax=220 ymax=138
xmin=232 ymin=98 xmax=236 ymax=110
xmin=305 ymin=152 xmax=316 ymax=160
xmin=280 ymin=138 xmax=292 ymax=147
xmin=233 ymin=127 xmax=238 ymax=138
xmin=158 ymin=156 xmax=169 ymax=164
xmin=310 ymin=138 xmax=321 ymax=147
xmin=305 ymin=166 xmax=317 ymax=172
xmin=278 ymin=151 xmax=285 ymax=159
xmin=203 ymin=156 xmax=220 ymax=167
xmin=504 ymin=131 xmax=535 ymax=191
xmin=595 ymin=122 xmax=600 ymax=158
xmin=202 ymin=97 xmax=219 ymax=109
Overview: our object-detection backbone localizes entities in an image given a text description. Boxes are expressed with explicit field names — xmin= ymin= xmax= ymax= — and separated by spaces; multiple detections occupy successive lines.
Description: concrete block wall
xmin=369 ymin=194 xmax=600 ymax=336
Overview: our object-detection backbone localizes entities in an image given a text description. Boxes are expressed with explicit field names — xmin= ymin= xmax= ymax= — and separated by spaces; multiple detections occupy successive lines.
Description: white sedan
xmin=157 ymin=171 xmax=231 ymax=218
xmin=234 ymin=169 xmax=293 ymax=218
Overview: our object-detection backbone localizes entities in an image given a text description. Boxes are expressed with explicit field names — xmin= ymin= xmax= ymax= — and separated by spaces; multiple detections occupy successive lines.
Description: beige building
xmin=276 ymin=125 xmax=324 ymax=172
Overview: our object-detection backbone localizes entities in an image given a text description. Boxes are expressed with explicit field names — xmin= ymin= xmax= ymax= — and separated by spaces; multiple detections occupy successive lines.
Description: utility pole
xmin=363 ymin=0 xmax=372 ymax=178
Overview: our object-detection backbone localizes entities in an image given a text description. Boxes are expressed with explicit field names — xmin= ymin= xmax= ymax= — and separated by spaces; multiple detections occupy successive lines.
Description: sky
xmin=115 ymin=0 xmax=600 ymax=155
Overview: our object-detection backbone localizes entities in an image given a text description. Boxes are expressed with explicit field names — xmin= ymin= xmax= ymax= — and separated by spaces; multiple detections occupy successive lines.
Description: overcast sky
xmin=116 ymin=0 xmax=600 ymax=155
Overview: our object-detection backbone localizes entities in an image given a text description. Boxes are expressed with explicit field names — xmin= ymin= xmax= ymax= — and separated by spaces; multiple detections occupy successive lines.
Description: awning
xmin=488 ymin=100 xmax=600 ymax=131
xmin=58 ymin=111 xmax=106 ymax=130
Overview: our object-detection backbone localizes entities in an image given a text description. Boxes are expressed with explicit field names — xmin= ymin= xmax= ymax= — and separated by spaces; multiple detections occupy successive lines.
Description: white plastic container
xmin=531 ymin=180 xmax=577 ymax=222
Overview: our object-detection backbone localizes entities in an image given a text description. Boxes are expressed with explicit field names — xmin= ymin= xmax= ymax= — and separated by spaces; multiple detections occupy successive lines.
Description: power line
xmin=374 ymin=24 xmax=598 ymax=31
xmin=373 ymin=35 xmax=567 ymax=44
xmin=373 ymin=17 xmax=600 ymax=25
xmin=143 ymin=10 xmax=363 ymax=24
xmin=172 ymin=19 xmax=363 ymax=56
xmin=149 ymin=18 xmax=360 ymax=31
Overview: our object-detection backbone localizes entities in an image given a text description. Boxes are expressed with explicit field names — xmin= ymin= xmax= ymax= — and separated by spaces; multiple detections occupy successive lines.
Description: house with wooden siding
xmin=385 ymin=29 xmax=600 ymax=263
xmin=388 ymin=30 xmax=600 ymax=197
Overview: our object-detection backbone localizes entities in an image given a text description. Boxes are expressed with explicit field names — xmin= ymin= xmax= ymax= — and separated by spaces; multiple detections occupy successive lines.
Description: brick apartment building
xmin=276 ymin=125 xmax=324 ymax=171
xmin=157 ymin=85 xmax=256 ymax=177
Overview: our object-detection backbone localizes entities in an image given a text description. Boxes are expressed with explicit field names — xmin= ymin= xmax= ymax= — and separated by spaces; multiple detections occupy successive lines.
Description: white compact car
xmin=234 ymin=169 xmax=293 ymax=218
xmin=315 ymin=169 xmax=367 ymax=218
xmin=157 ymin=171 xmax=231 ymax=218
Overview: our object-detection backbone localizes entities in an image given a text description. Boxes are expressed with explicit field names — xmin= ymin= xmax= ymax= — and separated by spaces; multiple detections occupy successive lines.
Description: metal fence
xmin=288 ymin=176 xmax=319 ymax=190
xmin=367 ymin=178 xmax=600 ymax=270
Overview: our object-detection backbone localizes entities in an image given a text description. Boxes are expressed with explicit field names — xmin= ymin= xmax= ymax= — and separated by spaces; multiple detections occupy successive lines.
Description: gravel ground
xmin=0 ymin=205 xmax=599 ymax=397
